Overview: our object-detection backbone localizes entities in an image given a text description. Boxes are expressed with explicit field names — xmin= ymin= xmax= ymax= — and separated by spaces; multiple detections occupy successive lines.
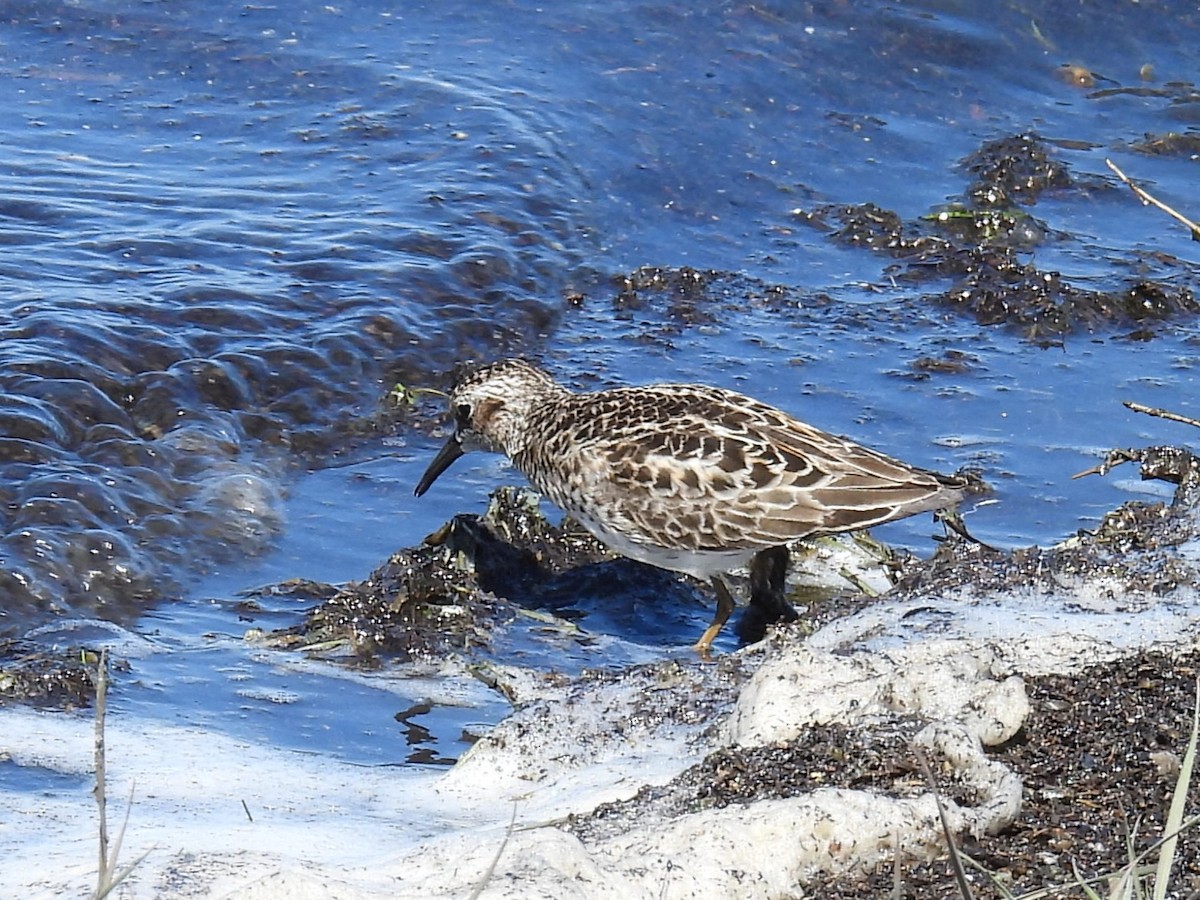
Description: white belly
xmin=571 ymin=511 xmax=758 ymax=581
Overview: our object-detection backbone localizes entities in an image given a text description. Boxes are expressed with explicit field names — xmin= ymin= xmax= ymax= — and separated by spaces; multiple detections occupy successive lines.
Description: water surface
xmin=1 ymin=0 xmax=1198 ymax=767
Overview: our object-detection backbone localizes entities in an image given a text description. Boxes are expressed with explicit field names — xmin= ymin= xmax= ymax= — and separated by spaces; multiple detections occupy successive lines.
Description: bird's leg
xmin=735 ymin=546 xmax=797 ymax=644
xmin=694 ymin=575 xmax=737 ymax=654
xmin=749 ymin=545 xmax=796 ymax=622
xmin=733 ymin=546 xmax=795 ymax=641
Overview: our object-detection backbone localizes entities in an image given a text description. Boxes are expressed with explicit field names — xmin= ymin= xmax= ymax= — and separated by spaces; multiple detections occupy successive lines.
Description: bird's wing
xmin=562 ymin=387 xmax=959 ymax=552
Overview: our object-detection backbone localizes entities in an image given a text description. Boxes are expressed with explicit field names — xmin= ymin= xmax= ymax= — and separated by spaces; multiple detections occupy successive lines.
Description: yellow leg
xmin=694 ymin=576 xmax=736 ymax=654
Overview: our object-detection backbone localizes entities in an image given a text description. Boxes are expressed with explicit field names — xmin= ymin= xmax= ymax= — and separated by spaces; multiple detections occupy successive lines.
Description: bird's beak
xmin=414 ymin=434 xmax=465 ymax=497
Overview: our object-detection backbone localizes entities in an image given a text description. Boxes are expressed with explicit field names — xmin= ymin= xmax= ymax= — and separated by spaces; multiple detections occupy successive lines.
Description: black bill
xmin=414 ymin=434 xmax=465 ymax=497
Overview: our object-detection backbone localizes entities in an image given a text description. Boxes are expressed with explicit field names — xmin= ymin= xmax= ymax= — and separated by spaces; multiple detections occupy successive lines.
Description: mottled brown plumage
xmin=415 ymin=358 xmax=968 ymax=650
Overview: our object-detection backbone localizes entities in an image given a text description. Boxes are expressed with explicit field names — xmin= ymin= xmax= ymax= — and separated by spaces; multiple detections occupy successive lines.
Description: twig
xmin=1105 ymin=158 xmax=1200 ymax=241
xmin=90 ymin=651 xmax=152 ymax=900
xmin=1124 ymin=400 xmax=1200 ymax=430
xmin=913 ymin=746 xmax=975 ymax=900
xmin=466 ymin=801 xmax=520 ymax=900
xmin=94 ymin=649 xmax=110 ymax=894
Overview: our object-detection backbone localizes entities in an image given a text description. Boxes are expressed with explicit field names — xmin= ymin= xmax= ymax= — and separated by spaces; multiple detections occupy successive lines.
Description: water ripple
xmin=0 ymin=6 xmax=588 ymax=632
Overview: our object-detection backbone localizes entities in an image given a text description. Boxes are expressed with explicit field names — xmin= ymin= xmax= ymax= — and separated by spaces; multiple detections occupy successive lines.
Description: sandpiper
xmin=414 ymin=359 xmax=971 ymax=651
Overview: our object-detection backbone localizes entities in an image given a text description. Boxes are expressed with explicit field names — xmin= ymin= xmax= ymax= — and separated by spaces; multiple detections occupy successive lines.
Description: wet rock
xmin=191 ymin=472 xmax=284 ymax=554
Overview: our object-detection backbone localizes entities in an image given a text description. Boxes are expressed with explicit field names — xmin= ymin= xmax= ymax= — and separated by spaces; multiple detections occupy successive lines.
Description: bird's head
xmin=413 ymin=359 xmax=562 ymax=497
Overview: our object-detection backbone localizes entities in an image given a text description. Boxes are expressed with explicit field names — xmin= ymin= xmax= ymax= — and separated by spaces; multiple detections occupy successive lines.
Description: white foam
xmin=6 ymin=566 xmax=1200 ymax=897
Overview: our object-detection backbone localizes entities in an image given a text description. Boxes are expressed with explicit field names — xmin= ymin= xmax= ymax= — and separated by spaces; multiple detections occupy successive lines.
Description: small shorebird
xmin=414 ymin=359 xmax=971 ymax=651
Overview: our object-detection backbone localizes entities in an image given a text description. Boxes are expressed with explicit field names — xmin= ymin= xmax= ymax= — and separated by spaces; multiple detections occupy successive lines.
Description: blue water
xmin=1 ymin=0 xmax=1198 ymax=762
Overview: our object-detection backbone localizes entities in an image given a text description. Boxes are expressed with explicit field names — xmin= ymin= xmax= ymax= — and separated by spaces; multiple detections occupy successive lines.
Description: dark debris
xmin=961 ymin=133 xmax=1073 ymax=208
xmin=1127 ymin=131 xmax=1200 ymax=157
xmin=0 ymin=640 xmax=96 ymax=709
xmin=570 ymin=719 xmax=937 ymax=845
xmin=812 ymin=198 xmax=1200 ymax=340
xmin=804 ymin=649 xmax=1200 ymax=898
xmin=894 ymin=445 xmax=1200 ymax=602
xmin=549 ymin=134 xmax=1198 ymax=347
xmin=1081 ymin=445 xmax=1200 ymax=508
xmin=786 ymin=132 xmax=1200 ymax=340
xmin=262 ymin=487 xmax=613 ymax=663
xmin=609 ymin=265 xmax=799 ymax=328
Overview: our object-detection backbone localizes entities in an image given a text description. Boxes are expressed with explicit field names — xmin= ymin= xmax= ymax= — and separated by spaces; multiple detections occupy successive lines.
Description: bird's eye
xmin=454 ymin=403 xmax=472 ymax=427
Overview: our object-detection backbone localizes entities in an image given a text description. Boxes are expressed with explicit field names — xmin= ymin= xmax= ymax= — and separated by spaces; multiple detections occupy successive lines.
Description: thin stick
xmin=1105 ymin=158 xmax=1200 ymax=241
xmin=466 ymin=802 xmax=520 ymax=900
xmin=89 ymin=652 xmax=151 ymax=900
xmin=1124 ymin=400 xmax=1200 ymax=430
xmin=913 ymin=746 xmax=975 ymax=900
xmin=94 ymin=649 xmax=110 ymax=894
